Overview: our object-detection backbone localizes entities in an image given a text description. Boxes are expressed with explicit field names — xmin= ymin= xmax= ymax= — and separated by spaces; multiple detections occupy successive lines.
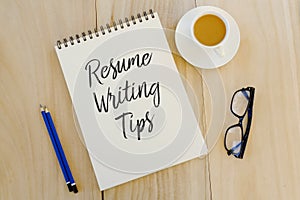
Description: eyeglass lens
xmin=231 ymin=90 xmax=250 ymax=117
xmin=225 ymin=126 xmax=242 ymax=154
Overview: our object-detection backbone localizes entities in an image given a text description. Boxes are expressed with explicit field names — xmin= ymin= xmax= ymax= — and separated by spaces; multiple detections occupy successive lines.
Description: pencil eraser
xmin=72 ymin=184 xmax=78 ymax=193
xmin=67 ymin=183 xmax=73 ymax=192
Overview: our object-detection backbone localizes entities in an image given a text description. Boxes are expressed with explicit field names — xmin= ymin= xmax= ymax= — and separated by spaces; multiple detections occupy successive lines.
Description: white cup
xmin=190 ymin=10 xmax=230 ymax=57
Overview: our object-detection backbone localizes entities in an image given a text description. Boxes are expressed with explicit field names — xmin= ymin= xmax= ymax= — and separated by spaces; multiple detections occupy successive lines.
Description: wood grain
xmin=1 ymin=0 xmax=300 ymax=199
xmin=0 ymin=0 xmax=101 ymax=199
xmin=197 ymin=0 xmax=300 ymax=199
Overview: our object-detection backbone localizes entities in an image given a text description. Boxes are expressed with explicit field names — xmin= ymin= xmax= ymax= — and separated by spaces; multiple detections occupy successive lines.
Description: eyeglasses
xmin=224 ymin=87 xmax=255 ymax=159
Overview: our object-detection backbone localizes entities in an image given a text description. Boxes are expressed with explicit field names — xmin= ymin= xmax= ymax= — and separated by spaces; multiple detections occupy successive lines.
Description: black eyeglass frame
xmin=224 ymin=87 xmax=255 ymax=159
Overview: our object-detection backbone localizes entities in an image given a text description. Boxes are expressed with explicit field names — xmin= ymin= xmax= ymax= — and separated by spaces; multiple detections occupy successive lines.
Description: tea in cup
xmin=191 ymin=11 xmax=229 ymax=56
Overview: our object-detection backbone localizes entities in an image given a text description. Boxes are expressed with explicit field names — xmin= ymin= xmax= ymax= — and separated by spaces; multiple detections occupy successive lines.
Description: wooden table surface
xmin=1 ymin=0 xmax=300 ymax=199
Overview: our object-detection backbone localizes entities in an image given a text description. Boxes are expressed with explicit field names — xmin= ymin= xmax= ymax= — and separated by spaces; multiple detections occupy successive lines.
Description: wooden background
xmin=1 ymin=0 xmax=300 ymax=199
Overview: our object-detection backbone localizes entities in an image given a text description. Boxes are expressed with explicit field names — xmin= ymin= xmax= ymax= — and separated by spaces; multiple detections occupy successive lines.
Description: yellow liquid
xmin=193 ymin=14 xmax=226 ymax=46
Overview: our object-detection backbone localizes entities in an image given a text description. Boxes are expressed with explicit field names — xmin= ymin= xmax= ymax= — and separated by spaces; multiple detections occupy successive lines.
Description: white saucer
xmin=175 ymin=6 xmax=240 ymax=69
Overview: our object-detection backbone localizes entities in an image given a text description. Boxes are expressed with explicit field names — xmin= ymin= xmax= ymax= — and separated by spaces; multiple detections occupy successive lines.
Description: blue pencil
xmin=44 ymin=106 xmax=78 ymax=193
xmin=40 ymin=105 xmax=73 ymax=192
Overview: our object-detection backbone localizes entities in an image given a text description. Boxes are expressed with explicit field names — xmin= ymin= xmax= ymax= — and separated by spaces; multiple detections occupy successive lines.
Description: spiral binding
xmin=56 ymin=9 xmax=155 ymax=49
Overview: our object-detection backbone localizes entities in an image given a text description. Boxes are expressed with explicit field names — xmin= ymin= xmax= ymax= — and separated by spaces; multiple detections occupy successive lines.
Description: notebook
xmin=54 ymin=10 xmax=207 ymax=190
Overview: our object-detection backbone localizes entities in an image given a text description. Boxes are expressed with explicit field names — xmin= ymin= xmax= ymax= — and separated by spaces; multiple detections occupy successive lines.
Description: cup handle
xmin=214 ymin=46 xmax=225 ymax=57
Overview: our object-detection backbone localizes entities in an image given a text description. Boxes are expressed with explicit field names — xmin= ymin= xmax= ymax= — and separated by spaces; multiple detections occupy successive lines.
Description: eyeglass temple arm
xmin=238 ymin=89 xmax=255 ymax=158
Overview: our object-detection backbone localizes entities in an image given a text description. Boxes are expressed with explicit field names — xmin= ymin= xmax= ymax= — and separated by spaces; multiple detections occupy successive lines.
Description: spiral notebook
xmin=55 ymin=10 xmax=207 ymax=190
